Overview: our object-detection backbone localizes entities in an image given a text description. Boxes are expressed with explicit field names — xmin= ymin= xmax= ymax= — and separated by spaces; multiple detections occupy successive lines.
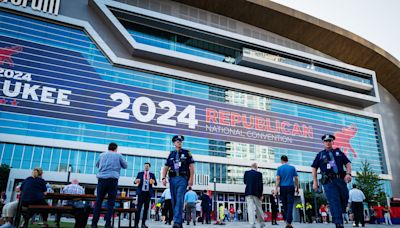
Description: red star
xmin=10 ymin=99 xmax=18 ymax=106
xmin=0 ymin=99 xmax=5 ymax=104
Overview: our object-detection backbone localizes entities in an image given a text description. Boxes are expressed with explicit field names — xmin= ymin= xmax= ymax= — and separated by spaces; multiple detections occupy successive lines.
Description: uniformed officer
xmin=311 ymin=134 xmax=352 ymax=228
xmin=162 ymin=135 xmax=195 ymax=228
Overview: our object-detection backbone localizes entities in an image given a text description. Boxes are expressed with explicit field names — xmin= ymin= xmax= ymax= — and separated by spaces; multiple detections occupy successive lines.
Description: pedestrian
xmin=237 ymin=208 xmax=243 ymax=221
xmin=320 ymin=204 xmax=327 ymax=223
xmin=270 ymin=190 xmax=278 ymax=225
xmin=348 ymin=184 xmax=366 ymax=227
xmin=161 ymin=135 xmax=195 ymax=228
xmin=311 ymin=134 xmax=352 ymax=228
xmin=383 ymin=205 xmax=392 ymax=225
xmin=296 ymin=202 xmax=305 ymax=223
xmin=184 ymin=187 xmax=198 ymax=225
xmin=343 ymin=206 xmax=349 ymax=224
xmin=134 ymin=162 xmax=157 ymax=228
xmin=20 ymin=168 xmax=49 ymax=227
xmin=92 ymin=142 xmax=128 ymax=228
xmin=223 ymin=207 xmax=229 ymax=222
xmin=196 ymin=200 xmax=201 ymax=220
xmin=369 ymin=206 xmax=376 ymax=224
xmin=229 ymin=205 xmax=235 ymax=221
xmin=244 ymin=163 xmax=265 ymax=228
xmin=219 ymin=204 xmax=225 ymax=222
xmin=305 ymin=202 xmax=313 ymax=223
xmin=276 ymin=155 xmax=299 ymax=228
xmin=162 ymin=186 xmax=173 ymax=225
xmin=200 ymin=190 xmax=211 ymax=224
xmin=56 ymin=179 xmax=90 ymax=228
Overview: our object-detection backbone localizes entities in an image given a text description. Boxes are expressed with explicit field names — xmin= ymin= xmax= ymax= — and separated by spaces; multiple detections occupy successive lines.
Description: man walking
xmin=92 ymin=142 xmax=127 ymax=228
xmin=348 ymin=184 xmax=366 ymax=227
xmin=244 ymin=163 xmax=265 ymax=228
xmin=311 ymin=134 xmax=352 ymax=228
xmin=200 ymin=190 xmax=211 ymax=224
xmin=134 ymin=162 xmax=157 ymax=228
xmin=276 ymin=155 xmax=299 ymax=228
xmin=269 ymin=190 xmax=278 ymax=225
xmin=184 ymin=187 xmax=198 ymax=225
xmin=161 ymin=135 xmax=195 ymax=228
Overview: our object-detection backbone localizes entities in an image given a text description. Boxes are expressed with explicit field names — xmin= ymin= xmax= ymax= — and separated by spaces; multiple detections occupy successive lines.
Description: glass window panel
xmin=11 ymin=145 xmax=23 ymax=169
xmin=31 ymin=146 xmax=42 ymax=169
xmin=41 ymin=147 xmax=52 ymax=171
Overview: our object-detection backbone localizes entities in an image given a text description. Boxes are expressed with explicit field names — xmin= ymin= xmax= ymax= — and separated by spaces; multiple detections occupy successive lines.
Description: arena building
xmin=1 ymin=0 xmax=399 ymax=216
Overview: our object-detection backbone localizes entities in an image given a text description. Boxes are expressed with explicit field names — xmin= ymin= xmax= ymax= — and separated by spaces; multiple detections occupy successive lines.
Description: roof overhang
xmin=173 ymin=0 xmax=400 ymax=104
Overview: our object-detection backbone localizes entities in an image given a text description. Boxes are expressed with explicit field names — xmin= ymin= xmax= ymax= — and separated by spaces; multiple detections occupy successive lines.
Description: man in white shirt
xmin=348 ymin=184 xmax=366 ymax=227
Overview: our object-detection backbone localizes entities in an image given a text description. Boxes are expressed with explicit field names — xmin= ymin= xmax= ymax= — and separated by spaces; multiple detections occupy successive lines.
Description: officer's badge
xmin=188 ymin=150 xmax=192 ymax=157
xmin=336 ymin=151 xmax=339 ymax=156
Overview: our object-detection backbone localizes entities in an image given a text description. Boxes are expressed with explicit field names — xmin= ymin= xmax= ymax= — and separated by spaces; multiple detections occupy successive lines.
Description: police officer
xmin=162 ymin=135 xmax=195 ymax=228
xmin=311 ymin=134 xmax=352 ymax=228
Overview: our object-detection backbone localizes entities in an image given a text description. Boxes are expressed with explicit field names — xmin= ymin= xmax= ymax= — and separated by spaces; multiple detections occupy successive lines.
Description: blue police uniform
xmin=312 ymin=134 xmax=351 ymax=227
xmin=165 ymin=135 xmax=195 ymax=227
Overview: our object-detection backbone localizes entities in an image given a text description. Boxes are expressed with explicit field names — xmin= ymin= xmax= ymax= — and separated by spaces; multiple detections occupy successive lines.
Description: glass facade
xmin=0 ymin=10 xmax=390 ymax=195
xmin=118 ymin=17 xmax=372 ymax=85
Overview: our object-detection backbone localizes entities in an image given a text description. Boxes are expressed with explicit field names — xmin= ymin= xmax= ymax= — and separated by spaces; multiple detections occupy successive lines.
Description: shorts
xmin=321 ymin=212 xmax=327 ymax=216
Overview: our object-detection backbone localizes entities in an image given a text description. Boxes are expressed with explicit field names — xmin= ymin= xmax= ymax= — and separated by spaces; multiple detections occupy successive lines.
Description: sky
xmin=271 ymin=0 xmax=400 ymax=62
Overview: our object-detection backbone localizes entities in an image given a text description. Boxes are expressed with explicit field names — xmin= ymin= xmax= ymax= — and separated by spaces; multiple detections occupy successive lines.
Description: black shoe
xmin=187 ymin=221 xmax=190 ymax=225
xmin=194 ymin=222 xmax=196 ymax=225
xmin=173 ymin=224 xmax=181 ymax=228
xmin=141 ymin=224 xmax=148 ymax=228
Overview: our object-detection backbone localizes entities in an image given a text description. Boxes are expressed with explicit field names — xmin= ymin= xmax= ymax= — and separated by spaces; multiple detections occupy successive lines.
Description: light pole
xmin=213 ymin=177 xmax=217 ymax=222
xmin=67 ymin=164 xmax=72 ymax=183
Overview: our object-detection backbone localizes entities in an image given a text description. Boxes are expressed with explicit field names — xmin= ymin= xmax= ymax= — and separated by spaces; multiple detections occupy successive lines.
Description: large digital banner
xmin=0 ymin=35 xmax=359 ymax=154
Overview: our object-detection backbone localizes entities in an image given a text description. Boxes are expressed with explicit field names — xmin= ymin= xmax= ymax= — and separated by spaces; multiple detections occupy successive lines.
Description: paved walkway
xmin=103 ymin=220 xmax=400 ymax=227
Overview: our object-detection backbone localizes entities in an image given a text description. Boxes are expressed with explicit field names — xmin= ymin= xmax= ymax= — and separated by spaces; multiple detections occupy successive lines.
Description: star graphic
xmin=10 ymin=99 xmax=18 ymax=106
xmin=0 ymin=99 xmax=5 ymax=104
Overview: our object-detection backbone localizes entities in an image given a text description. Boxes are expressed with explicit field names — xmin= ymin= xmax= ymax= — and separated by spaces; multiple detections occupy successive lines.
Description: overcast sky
xmin=271 ymin=0 xmax=400 ymax=62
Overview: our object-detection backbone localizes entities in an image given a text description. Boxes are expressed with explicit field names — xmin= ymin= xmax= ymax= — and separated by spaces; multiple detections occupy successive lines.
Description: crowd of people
xmin=0 ymin=134 xmax=397 ymax=228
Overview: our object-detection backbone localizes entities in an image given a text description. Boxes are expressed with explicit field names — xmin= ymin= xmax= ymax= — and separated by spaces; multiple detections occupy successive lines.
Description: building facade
xmin=1 ymin=0 xmax=399 ymax=213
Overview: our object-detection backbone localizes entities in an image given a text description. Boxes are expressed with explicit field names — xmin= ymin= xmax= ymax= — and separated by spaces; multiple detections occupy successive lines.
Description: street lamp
xmin=66 ymin=164 xmax=72 ymax=183
xmin=213 ymin=177 xmax=217 ymax=222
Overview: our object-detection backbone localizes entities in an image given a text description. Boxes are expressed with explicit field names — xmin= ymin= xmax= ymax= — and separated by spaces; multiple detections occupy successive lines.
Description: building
xmin=1 ymin=0 xmax=399 ymax=214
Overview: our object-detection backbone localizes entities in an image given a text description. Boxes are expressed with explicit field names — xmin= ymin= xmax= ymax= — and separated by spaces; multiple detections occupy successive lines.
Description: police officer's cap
xmin=321 ymin=134 xmax=335 ymax=141
xmin=172 ymin=135 xmax=184 ymax=142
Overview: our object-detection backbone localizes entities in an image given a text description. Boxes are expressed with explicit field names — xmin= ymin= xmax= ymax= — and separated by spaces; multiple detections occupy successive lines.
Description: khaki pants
xmin=246 ymin=195 xmax=265 ymax=226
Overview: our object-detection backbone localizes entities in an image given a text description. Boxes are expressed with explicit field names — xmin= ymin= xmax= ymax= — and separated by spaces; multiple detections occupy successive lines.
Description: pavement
xmin=90 ymin=219 xmax=400 ymax=227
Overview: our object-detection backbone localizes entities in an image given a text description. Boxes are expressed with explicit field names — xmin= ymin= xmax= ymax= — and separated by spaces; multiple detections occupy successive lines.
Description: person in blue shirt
xmin=161 ymin=135 xmax=195 ymax=228
xmin=311 ymin=134 xmax=352 ymax=228
xmin=184 ymin=187 xmax=198 ymax=226
xmin=92 ymin=142 xmax=128 ymax=228
xmin=276 ymin=155 xmax=299 ymax=228
xmin=134 ymin=162 xmax=157 ymax=228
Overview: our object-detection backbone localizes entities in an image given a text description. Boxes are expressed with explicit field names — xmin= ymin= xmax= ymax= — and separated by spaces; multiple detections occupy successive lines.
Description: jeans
xmin=92 ymin=178 xmax=118 ymax=227
xmin=322 ymin=178 xmax=348 ymax=225
xmin=280 ymin=186 xmax=295 ymax=224
xmin=135 ymin=191 xmax=151 ymax=226
xmin=170 ymin=176 xmax=188 ymax=225
xmin=245 ymin=195 xmax=265 ymax=226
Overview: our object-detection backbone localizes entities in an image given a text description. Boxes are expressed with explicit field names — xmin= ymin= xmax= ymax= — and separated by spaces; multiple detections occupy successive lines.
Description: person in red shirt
xmin=320 ymin=204 xmax=327 ymax=224
xmin=229 ymin=205 xmax=235 ymax=222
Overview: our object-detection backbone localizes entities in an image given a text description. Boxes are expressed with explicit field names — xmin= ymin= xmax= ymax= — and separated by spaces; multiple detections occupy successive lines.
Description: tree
xmin=0 ymin=164 xmax=11 ymax=192
xmin=354 ymin=160 xmax=386 ymax=205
